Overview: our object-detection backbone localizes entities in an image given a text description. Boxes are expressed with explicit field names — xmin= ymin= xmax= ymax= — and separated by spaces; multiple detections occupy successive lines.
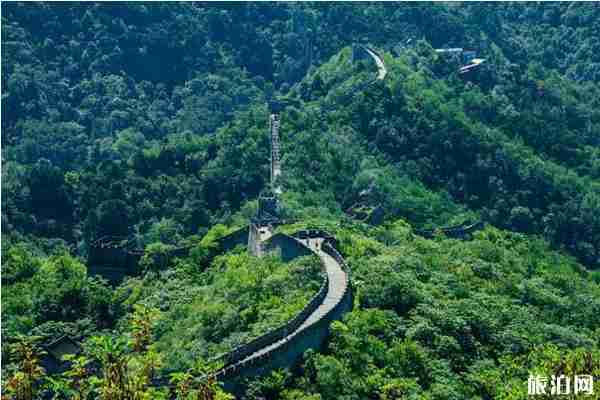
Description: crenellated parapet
xmin=150 ymin=230 xmax=352 ymax=396
xmin=209 ymin=232 xmax=352 ymax=394
xmin=87 ymin=226 xmax=250 ymax=283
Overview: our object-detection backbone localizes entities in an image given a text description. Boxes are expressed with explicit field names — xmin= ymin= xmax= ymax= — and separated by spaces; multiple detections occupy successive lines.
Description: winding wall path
xmin=212 ymin=235 xmax=351 ymax=391
xmin=210 ymin=47 xmax=385 ymax=389
xmin=148 ymin=230 xmax=352 ymax=395
xmin=94 ymin=45 xmax=484 ymax=395
xmin=211 ymin=45 xmax=390 ymax=387
xmin=143 ymin=46 xmax=387 ymax=394
xmin=364 ymin=46 xmax=387 ymax=80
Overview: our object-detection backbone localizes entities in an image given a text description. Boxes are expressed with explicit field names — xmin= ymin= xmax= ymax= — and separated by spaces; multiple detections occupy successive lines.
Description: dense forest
xmin=2 ymin=3 xmax=600 ymax=399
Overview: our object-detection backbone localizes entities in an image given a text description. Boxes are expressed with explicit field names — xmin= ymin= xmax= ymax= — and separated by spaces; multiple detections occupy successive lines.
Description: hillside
xmin=2 ymin=3 xmax=600 ymax=400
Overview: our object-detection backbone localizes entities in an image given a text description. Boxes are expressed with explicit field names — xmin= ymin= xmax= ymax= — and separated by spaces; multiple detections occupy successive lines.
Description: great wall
xmin=88 ymin=46 xmax=482 ymax=395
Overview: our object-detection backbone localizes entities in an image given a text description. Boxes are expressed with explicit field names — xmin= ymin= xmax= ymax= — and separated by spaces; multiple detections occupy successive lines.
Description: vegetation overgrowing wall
xmin=216 ymin=273 xmax=329 ymax=367
xmin=220 ymin=284 xmax=352 ymax=393
xmin=5 ymin=5 xmax=600 ymax=399
xmin=213 ymin=277 xmax=332 ymax=390
xmin=148 ymin=230 xmax=352 ymax=392
xmin=217 ymin=226 xmax=250 ymax=252
xmin=88 ymin=226 xmax=251 ymax=282
xmin=215 ymin=233 xmax=352 ymax=392
xmin=87 ymin=238 xmax=143 ymax=283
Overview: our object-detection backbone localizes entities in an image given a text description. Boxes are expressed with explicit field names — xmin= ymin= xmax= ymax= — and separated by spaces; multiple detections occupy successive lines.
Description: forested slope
xmin=2 ymin=3 xmax=600 ymax=399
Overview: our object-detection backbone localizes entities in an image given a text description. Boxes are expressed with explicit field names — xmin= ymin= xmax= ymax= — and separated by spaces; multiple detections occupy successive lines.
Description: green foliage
xmin=4 ymin=336 xmax=47 ymax=400
xmin=111 ymin=250 xmax=323 ymax=374
xmin=3 ymin=3 xmax=600 ymax=398
xmin=36 ymin=309 xmax=169 ymax=400
xmin=270 ymin=223 xmax=600 ymax=399
xmin=2 ymin=249 xmax=113 ymax=336
xmin=139 ymin=242 xmax=177 ymax=273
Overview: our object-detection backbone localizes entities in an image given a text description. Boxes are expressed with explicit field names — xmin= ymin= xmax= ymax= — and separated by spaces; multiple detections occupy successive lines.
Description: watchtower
xmin=248 ymin=99 xmax=287 ymax=256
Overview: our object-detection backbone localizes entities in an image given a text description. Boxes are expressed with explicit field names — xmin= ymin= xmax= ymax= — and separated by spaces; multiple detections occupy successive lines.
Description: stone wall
xmin=214 ymin=236 xmax=353 ymax=394
xmin=220 ymin=286 xmax=352 ymax=394
xmin=88 ymin=226 xmax=250 ymax=283
xmin=99 ymin=226 xmax=353 ymax=398
xmin=150 ymin=230 xmax=353 ymax=395
xmin=212 ymin=273 xmax=330 ymax=370
xmin=87 ymin=240 xmax=142 ymax=283
xmin=263 ymin=233 xmax=313 ymax=261
xmin=217 ymin=226 xmax=250 ymax=252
